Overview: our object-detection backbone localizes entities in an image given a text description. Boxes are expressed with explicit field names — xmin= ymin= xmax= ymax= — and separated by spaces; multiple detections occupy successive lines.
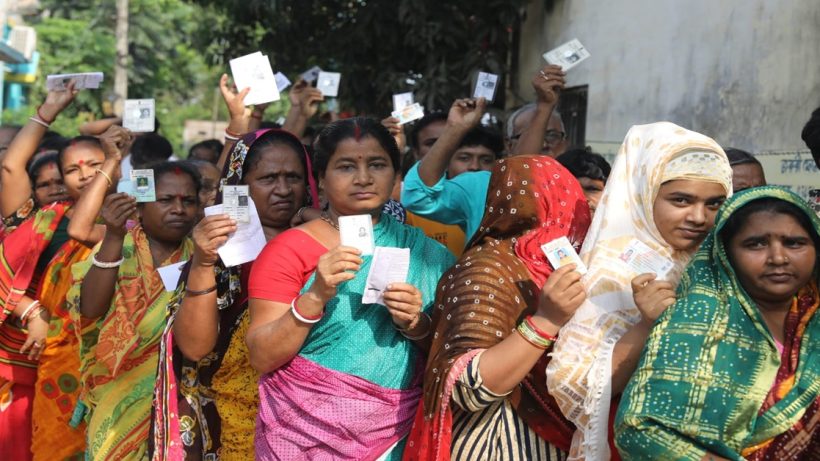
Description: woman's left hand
xmin=21 ymin=309 xmax=50 ymax=361
xmin=383 ymin=282 xmax=423 ymax=330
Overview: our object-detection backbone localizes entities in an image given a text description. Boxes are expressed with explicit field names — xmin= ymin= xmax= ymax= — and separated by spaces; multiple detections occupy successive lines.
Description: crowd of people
xmin=0 ymin=61 xmax=817 ymax=461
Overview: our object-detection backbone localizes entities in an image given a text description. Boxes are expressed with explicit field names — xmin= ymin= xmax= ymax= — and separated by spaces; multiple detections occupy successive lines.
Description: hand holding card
xmin=362 ymin=247 xmax=410 ymax=306
xmin=473 ymin=72 xmax=499 ymax=102
xmin=543 ymin=39 xmax=590 ymax=71
xmin=317 ymin=71 xmax=341 ymax=97
xmin=229 ymin=52 xmax=280 ymax=105
xmin=130 ymin=169 xmax=156 ymax=202
xmin=542 ymin=236 xmax=587 ymax=274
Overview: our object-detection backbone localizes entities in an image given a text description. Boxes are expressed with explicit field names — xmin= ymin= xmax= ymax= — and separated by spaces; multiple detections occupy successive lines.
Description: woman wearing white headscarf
xmin=546 ymin=122 xmax=734 ymax=460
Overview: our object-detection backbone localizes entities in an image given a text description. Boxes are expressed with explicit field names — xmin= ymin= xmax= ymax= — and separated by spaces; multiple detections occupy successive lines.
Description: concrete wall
xmin=516 ymin=0 xmax=820 ymax=154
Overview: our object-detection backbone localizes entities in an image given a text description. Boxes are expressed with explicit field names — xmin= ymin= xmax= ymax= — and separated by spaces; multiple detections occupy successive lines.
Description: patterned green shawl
xmin=615 ymin=186 xmax=820 ymax=460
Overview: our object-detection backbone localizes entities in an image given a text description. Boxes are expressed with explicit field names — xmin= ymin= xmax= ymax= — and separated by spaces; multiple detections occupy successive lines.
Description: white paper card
xmin=317 ymin=71 xmax=341 ymax=97
xmin=473 ymin=72 xmax=499 ymax=102
xmin=338 ymin=214 xmax=374 ymax=255
xmin=543 ymin=39 xmax=591 ymax=71
xmin=392 ymin=92 xmax=414 ymax=113
xmin=222 ymin=185 xmax=250 ymax=223
xmin=130 ymin=169 xmax=156 ymax=202
xmin=229 ymin=52 xmax=280 ymax=106
xmin=46 ymin=72 xmax=104 ymax=91
xmin=300 ymin=66 xmax=322 ymax=83
xmin=391 ymin=102 xmax=424 ymax=125
xmin=123 ymin=99 xmax=155 ymax=132
xmin=157 ymin=261 xmax=188 ymax=291
xmin=362 ymin=247 xmax=410 ymax=306
xmin=203 ymin=197 xmax=267 ymax=267
xmin=618 ymin=239 xmax=674 ymax=279
xmin=274 ymin=72 xmax=292 ymax=92
xmin=541 ymin=236 xmax=587 ymax=274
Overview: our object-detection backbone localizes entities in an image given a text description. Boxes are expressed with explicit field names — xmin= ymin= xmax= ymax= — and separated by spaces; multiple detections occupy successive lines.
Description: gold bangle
xmin=95 ymin=169 xmax=113 ymax=187
xmin=516 ymin=321 xmax=554 ymax=349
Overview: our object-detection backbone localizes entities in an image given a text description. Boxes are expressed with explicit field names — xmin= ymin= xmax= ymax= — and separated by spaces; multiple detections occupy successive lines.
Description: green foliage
xmin=2 ymin=0 xmax=227 ymax=152
xmin=188 ymin=0 xmax=529 ymax=115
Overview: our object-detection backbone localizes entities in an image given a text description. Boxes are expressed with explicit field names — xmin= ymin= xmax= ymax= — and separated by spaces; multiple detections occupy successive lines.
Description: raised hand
xmin=39 ymin=80 xmax=79 ymax=122
xmin=532 ymin=65 xmax=566 ymax=107
xmin=219 ymin=73 xmax=251 ymax=122
xmin=446 ymin=97 xmax=487 ymax=132
xmin=100 ymin=193 xmax=137 ymax=238
xmin=98 ymin=125 xmax=133 ymax=162
xmin=191 ymin=214 xmax=237 ymax=267
xmin=631 ymin=273 xmax=676 ymax=326
xmin=381 ymin=116 xmax=407 ymax=152
xmin=289 ymin=79 xmax=324 ymax=120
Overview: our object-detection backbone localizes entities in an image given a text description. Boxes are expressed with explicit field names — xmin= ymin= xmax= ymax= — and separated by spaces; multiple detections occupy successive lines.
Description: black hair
xmin=259 ymin=121 xmax=283 ymax=130
xmin=27 ymin=152 xmax=60 ymax=184
xmin=188 ymin=139 xmax=223 ymax=164
xmin=151 ymin=161 xmax=202 ymax=200
xmin=725 ymin=148 xmax=761 ymax=167
xmin=409 ymin=112 xmax=447 ymax=149
xmin=57 ymin=135 xmax=104 ymax=174
xmin=314 ymin=117 xmax=401 ymax=176
xmin=38 ymin=131 xmax=69 ymax=153
xmin=557 ymin=147 xmax=612 ymax=182
xmin=721 ymin=197 xmax=820 ymax=252
xmin=243 ymin=130 xmax=309 ymax=181
xmin=458 ymin=125 xmax=504 ymax=159
xmin=131 ymin=133 xmax=174 ymax=169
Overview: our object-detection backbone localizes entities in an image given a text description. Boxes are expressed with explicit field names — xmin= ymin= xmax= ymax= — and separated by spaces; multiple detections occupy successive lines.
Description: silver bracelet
xmin=29 ymin=116 xmax=50 ymax=129
xmin=92 ymin=254 xmax=124 ymax=269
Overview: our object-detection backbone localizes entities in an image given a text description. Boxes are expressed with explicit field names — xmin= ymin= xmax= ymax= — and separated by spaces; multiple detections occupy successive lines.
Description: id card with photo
xmin=123 ymin=99 xmax=155 ymax=132
xmin=541 ymin=236 xmax=587 ymax=274
xmin=392 ymin=92 xmax=414 ymax=113
xmin=339 ymin=214 xmax=374 ymax=255
xmin=222 ymin=185 xmax=250 ymax=223
xmin=229 ymin=52 xmax=280 ymax=105
xmin=362 ymin=247 xmax=410 ymax=306
xmin=543 ymin=39 xmax=591 ymax=71
xmin=618 ymin=239 xmax=674 ymax=279
xmin=473 ymin=72 xmax=499 ymax=102
xmin=317 ymin=71 xmax=341 ymax=97
xmin=391 ymin=102 xmax=424 ymax=125
xmin=130 ymin=169 xmax=156 ymax=202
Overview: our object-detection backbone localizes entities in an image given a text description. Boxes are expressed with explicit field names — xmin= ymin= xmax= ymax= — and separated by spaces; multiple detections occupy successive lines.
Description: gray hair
xmin=505 ymin=103 xmax=564 ymax=139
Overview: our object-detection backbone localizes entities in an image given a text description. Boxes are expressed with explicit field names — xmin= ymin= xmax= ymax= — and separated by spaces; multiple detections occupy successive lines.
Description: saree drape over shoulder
xmin=68 ymin=225 xmax=192 ymax=461
xmin=616 ymin=186 xmax=820 ymax=460
xmin=546 ymin=122 xmax=733 ymax=460
xmin=403 ymin=156 xmax=591 ymax=461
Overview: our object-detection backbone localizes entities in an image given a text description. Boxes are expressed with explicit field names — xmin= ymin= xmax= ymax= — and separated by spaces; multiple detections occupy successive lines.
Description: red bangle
xmin=36 ymin=105 xmax=55 ymax=124
xmin=525 ymin=315 xmax=558 ymax=342
xmin=292 ymin=294 xmax=323 ymax=321
xmin=225 ymin=128 xmax=242 ymax=138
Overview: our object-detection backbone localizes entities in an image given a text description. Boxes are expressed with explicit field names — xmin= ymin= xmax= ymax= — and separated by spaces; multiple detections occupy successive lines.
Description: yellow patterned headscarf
xmin=545 ymin=122 xmax=732 ymax=460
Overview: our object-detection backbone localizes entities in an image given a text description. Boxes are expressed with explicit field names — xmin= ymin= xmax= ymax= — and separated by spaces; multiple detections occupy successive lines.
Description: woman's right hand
xmin=631 ymin=273 xmax=676 ymax=327
xmin=289 ymin=79 xmax=324 ymax=119
xmin=381 ymin=116 xmax=407 ymax=152
xmin=307 ymin=245 xmax=362 ymax=302
xmin=534 ymin=264 xmax=586 ymax=330
xmin=191 ymin=214 xmax=237 ymax=267
xmin=101 ymin=193 xmax=137 ymax=238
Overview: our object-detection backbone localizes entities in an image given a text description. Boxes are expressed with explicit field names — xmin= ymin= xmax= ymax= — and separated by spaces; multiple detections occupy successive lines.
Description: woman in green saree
xmin=616 ymin=185 xmax=820 ymax=460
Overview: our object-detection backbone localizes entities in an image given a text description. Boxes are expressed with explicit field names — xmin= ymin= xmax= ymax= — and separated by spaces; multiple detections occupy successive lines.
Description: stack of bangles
xmin=224 ymin=128 xmax=242 ymax=142
xmin=517 ymin=315 xmax=557 ymax=349
xmin=20 ymin=300 xmax=45 ymax=327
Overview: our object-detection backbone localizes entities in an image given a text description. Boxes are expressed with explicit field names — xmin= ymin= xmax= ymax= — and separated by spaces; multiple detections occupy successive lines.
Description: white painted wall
xmin=516 ymin=0 xmax=820 ymax=154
